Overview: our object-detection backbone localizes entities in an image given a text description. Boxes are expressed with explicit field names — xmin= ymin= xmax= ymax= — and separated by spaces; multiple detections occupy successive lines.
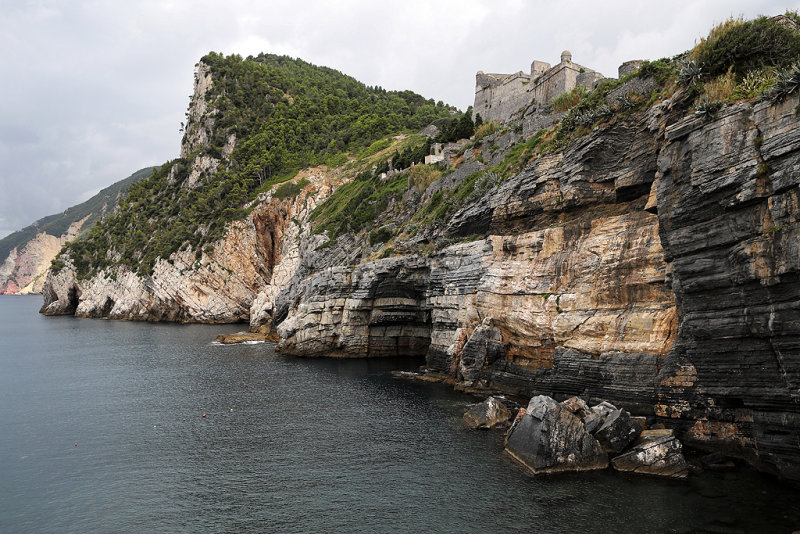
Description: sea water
xmin=1 ymin=296 xmax=798 ymax=533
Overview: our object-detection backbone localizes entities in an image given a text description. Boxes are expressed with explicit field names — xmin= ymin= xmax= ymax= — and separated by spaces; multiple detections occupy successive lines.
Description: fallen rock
xmin=463 ymin=396 xmax=512 ymax=429
xmin=593 ymin=409 xmax=642 ymax=454
xmin=561 ymin=396 xmax=590 ymax=419
xmin=583 ymin=401 xmax=617 ymax=433
xmin=504 ymin=395 xmax=608 ymax=475
xmin=611 ymin=429 xmax=688 ymax=479
xmin=457 ymin=317 xmax=503 ymax=383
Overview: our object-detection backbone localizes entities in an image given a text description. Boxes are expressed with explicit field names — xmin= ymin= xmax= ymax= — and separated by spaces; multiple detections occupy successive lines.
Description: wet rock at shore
xmin=593 ymin=408 xmax=642 ymax=454
xmin=457 ymin=317 xmax=503 ymax=383
xmin=214 ymin=326 xmax=277 ymax=344
xmin=583 ymin=401 xmax=617 ymax=434
xmin=611 ymin=429 xmax=688 ymax=479
xmin=504 ymin=395 xmax=608 ymax=475
xmin=463 ymin=396 xmax=512 ymax=429
xmin=561 ymin=396 xmax=590 ymax=419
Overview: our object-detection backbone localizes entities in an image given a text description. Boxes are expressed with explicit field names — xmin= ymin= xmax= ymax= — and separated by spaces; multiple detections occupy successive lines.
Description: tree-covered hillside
xmin=56 ymin=53 xmax=461 ymax=279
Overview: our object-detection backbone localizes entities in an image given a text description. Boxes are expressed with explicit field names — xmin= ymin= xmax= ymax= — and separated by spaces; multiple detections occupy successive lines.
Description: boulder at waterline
xmin=561 ymin=396 xmax=590 ymax=419
xmin=611 ymin=429 xmax=688 ymax=479
xmin=583 ymin=401 xmax=617 ymax=434
xmin=504 ymin=395 xmax=608 ymax=475
xmin=463 ymin=396 xmax=512 ymax=429
xmin=593 ymin=408 xmax=642 ymax=454
xmin=457 ymin=317 xmax=503 ymax=383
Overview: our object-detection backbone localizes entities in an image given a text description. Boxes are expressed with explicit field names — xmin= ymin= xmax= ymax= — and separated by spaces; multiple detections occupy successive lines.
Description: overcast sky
xmin=1 ymin=0 xmax=797 ymax=239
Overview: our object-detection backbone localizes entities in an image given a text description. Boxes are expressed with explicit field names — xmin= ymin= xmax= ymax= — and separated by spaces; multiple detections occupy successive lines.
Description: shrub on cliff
xmin=550 ymin=86 xmax=589 ymax=113
xmin=274 ymin=178 xmax=310 ymax=200
xmin=310 ymin=168 xmax=408 ymax=242
xmin=692 ymin=15 xmax=800 ymax=77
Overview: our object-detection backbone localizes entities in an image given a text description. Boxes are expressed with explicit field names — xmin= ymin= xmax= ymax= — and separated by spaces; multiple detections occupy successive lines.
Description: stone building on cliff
xmin=473 ymin=51 xmax=610 ymax=124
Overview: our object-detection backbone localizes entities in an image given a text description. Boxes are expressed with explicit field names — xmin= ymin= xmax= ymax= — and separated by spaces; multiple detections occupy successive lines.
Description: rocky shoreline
xmin=395 ymin=368 xmax=760 ymax=481
xmin=38 ymin=46 xmax=800 ymax=481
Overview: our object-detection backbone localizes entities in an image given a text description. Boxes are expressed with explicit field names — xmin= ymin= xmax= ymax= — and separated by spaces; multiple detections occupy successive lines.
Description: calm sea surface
xmin=1 ymin=296 xmax=799 ymax=533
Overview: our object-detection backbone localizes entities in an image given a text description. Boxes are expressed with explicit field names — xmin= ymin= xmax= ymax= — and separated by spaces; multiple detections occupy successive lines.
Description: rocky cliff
xmin=39 ymin=36 xmax=800 ymax=479
xmin=0 ymin=219 xmax=85 ymax=294
xmin=0 ymin=166 xmax=154 ymax=295
xmin=272 ymin=90 xmax=800 ymax=479
xmin=41 ymin=166 xmax=335 ymax=322
xmin=655 ymin=94 xmax=800 ymax=479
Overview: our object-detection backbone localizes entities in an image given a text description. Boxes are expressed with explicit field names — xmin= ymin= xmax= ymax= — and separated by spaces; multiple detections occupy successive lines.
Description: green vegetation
xmin=473 ymin=121 xmax=501 ymax=141
xmin=691 ymin=15 xmax=800 ymax=77
xmin=52 ymin=15 xmax=800 ymax=279
xmin=391 ymin=137 xmax=433 ymax=170
xmin=274 ymin=178 xmax=310 ymax=200
xmin=494 ymin=129 xmax=548 ymax=178
xmin=310 ymin=168 xmax=408 ymax=242
xmin=551 ymin=86 xmax=589 ymax=113
xmin=684 ymin=14 xmax=800 ymax=109
xmin=368 ymin=227 xmax=393 ymax=245
xmin=200 ymin=52 xmax=454 ymax=168
xmin=57 ymin=53 xmax=456 ymax=279
xmin=433 ymin=108 xmax=475 ymax=144
xmin=407 ymin=164 xmax=444 ymax=192
xmin=413 ymin=170 xmax=499 ymax=225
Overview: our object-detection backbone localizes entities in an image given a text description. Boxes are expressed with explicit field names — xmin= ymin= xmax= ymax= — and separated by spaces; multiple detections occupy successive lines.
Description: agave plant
xmin=615 ymin=94 xmax=635 ymax=110
xmin=559 ymin=111 xmax=578 ymax=133
xmin=594 ymin=105 xmax=613 ymax=120
xmin=694 ymin=95 xmax=723 ymax=118
xmin=576 ymin=110 xmax=596 ymax=127
xmin=767 ymin=61 xmax=800 ymax=103
xmin=739 ymin=69 xmax=776 ymax=98
xmin=678 ymin=59 xmax=704 ymax=85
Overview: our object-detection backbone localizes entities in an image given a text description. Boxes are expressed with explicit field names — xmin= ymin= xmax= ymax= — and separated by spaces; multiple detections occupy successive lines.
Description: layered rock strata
xmin=278 ymin=111 xmax=677 ymax=412
xmin=503 ymin=395 xmax=685 ymax=478
xmin=271 ymin=94 xmax=800 ymax=479
xmin=611 ymin=429 xmax=688 ymax=478
xmin=38 ymin=60 xmax=800 ymax=480
xmin=654 ymin=93 xmax=800 ymax=479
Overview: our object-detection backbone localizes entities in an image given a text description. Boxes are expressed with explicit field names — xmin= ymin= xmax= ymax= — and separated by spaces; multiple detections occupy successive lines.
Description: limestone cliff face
xmin=37 ymin=54 xmax=800 ymax=479
xmin=40 ymin=170 xmax=331 ymax=323
xmin=0 ymin=218 xmax=85 ymax=295
xmin=179 ymin=61 xmax=231 ymax=188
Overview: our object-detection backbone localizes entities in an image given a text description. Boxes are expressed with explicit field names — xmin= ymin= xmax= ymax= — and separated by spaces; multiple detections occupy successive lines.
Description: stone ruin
xmin=473 ymin=51 xmax=643 ymax=124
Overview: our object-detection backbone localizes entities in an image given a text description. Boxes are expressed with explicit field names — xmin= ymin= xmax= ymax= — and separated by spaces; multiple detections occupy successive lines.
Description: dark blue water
xmin=1 ymin=296 xmax=799 ymax=533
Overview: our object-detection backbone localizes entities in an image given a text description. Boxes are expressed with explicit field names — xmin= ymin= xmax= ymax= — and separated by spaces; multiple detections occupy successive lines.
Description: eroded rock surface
xmin=38 ymin=58 xmax=800 ymax=481
xmin=463 ymin=396 xmax=512 ymax=429
xmin=504 ymin=395 xmax=608 ymax=474
xmin=594 ymin=408 xmax=642 ymax=454
xmin=611 ymin=429 xmax=688 ymax=479
xmin=1 ymin=219 xmax=86 ymax=295
xmin=655 ymin=93 xmax=800 ymax=480
xmin=40 ymin=173 xmax=329 ymax=323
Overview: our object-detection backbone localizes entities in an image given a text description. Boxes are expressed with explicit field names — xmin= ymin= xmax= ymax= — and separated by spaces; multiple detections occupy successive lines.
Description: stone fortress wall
xmin=474 ymin=51 xmax=640 ymax=124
